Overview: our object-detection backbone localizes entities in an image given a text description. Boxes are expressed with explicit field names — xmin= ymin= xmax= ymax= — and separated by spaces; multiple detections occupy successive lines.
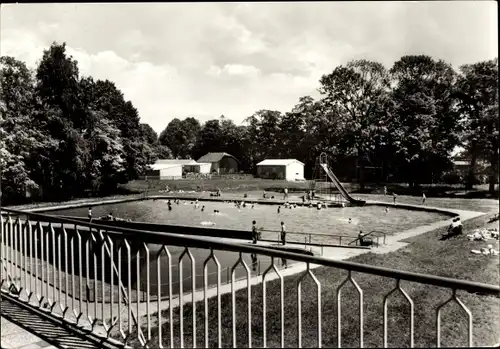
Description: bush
xmin=441 ymin=171 xmax=463 ymax=184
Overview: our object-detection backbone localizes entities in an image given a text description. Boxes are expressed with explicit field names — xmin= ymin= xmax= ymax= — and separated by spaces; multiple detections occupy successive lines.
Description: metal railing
xmin=348 ymin=230 xmax=388 ymax=247
xmin=1 ymin=207 xmax=499 ymax=348
xmin=261 ymin=229 xmax=363 ymax=247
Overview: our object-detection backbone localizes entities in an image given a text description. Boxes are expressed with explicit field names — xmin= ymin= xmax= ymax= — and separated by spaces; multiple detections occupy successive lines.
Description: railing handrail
xmin=348 ymin=230 xmax=388 ymax=245
xmin=262 ymin=228 xmax=354 ymax=239
xmin=2 ymin=207 xmax=499 ymax=295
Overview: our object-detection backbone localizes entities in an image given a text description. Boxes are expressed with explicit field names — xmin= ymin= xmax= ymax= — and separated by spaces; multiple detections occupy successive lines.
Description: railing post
xmin=340 ymin=236 xmax=342 ymax=245
xmin=304 ymin=237 xmax=307 ymax=249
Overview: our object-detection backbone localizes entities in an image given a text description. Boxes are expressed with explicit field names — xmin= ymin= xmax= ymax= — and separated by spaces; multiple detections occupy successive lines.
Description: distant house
xmin=197 ymin=152 xmax=239 ymax=174
xmin=146 ymin=163 xmax=183 ymax=179
xmin=256 ymin=159 xmax=305 ymax=181
xmin=451 ymin=158 xmax=489 ymax=183
xmin=152 ymin=159 xmax=212 ymax=175
xmin=452 ymin=159 xmax=470 ymax=172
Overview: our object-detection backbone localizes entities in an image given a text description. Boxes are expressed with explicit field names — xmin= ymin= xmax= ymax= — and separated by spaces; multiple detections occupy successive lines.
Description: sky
xmin=1 ymin=2 xmax=498 ymax=135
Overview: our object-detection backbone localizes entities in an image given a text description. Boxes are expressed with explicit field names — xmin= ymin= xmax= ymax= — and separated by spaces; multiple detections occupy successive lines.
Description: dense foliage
xmin=1 ymin=43 xmax=164 ymax=203
xmin=0 ymin=42 xmax=498 ymax=204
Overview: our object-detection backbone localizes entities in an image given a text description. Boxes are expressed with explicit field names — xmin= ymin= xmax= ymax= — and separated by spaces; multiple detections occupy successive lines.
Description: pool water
xmin=50 ymin=199 xmax=450 ymax=297
xmin=52 ymin=199 xmax=449 ymax=241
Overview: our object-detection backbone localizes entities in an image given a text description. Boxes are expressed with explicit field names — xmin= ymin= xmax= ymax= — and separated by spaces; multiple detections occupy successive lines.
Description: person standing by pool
xmin=393 ymin=193 xmax=397 ymax=204
xmin=280 ymin=221 xmax=286 ymax=245
xmin=281 ymin=257 xmax=288 ymax=268
xmin=422 ymin=192 xmax=426 ymax=205
xmin=283 ymin=187 xmax=288 ymax=200
xmin=252 ymin=220 xmax=258 ymax=244
xmin=263 ymin=190 xmax=267 ymax=199
xmin=251 ymin=253 xmax=258 ymax=272
xmin=384 ymin=186 xmax=387 ymax=195
xmin=88 ymin=207 xmax=92 ymax=222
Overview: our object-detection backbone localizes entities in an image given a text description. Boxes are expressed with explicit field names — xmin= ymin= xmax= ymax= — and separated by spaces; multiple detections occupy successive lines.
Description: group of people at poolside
xmin=251 ymin=219 xmax=287 ymax=245
xmin=87 ymin=207 xmax=131 ymax=222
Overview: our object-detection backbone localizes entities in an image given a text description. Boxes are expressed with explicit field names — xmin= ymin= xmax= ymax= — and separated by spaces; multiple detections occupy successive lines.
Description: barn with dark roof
xmin=197 ymin=152 xmax=239 ymax=174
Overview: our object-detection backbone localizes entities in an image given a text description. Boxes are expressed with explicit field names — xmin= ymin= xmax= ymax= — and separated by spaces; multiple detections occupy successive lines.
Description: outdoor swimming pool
xmin=49 ymin=199 xmax=451 ymax=299
xmin=52 ymin=199 xmax=449 ymax=240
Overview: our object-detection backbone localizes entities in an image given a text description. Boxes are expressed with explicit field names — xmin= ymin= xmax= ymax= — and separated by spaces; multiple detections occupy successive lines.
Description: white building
xmin=148 ymin=159 xmax=212 ymax=177
xmin=146 ymin=163 xmax=183 ymax=179
xmin=256 ymin=159 xmax=305 ymax=181
xmin=196 ymin=163 xmax=212 ymax=174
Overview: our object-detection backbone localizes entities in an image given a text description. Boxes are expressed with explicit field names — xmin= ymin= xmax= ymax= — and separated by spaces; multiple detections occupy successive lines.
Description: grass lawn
xmin=130 ymin=213 xmax=500 ymax=348
xmin=122 ymin=178 xmax=498 ymax=198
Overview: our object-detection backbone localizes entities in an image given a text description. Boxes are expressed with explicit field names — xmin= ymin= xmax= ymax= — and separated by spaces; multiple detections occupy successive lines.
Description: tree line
xmin=0 ymin=42 xmax=498 ymax=204
xmin=159 ymin=56 xmax=498 ymax=192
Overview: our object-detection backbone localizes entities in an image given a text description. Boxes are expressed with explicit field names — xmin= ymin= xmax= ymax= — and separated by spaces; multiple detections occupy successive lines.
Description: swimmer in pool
xmin=385 ymin=206 xmax=389 ymax=213
xmin=201 ymin=205 xmax=205 ymax=212
xmin=348 ymin=218 xmax=352 ymax=224
xmin=251 ymin=204 xmax=254 ymax=209
xmin=277 ymin=206 xmax=281 ymax=214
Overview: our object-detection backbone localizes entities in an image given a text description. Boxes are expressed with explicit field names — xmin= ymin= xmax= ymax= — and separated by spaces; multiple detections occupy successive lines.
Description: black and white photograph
xmin=0 ymin=2 xmax=498 ymax=348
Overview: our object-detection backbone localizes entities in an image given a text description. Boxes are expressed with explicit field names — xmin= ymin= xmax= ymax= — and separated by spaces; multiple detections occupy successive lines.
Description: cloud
xmin=1 ymin=2 xmax=497 ymax=134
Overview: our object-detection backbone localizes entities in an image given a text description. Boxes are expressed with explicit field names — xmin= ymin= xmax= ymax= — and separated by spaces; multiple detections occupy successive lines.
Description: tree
xmin=319 ymin=60 xmax=391 ymax=189
xmin=0 ymin=56 xmax=42 ymax=202
xmin=84 ymin=78 xmax=155 ymax=182
xmin=455 ymin=58 xmax=499 ymax=193
xmin=140 ymin=123 xmax=159 ymax=145
xmin=243 ymin=110 xmax=283 ymax=171
xmin=388 ymin=55 xmax=460 ymax=187
xmin=31 ymin=42 xmax=92 ymax=199
xmin=192 ymin=119 xmax=222 ymax=159
xmin=36 ymin=42 xmax=85 ymax=130
xmin=85 ymin=112 xmax=126 ymax=192
xmin=159 ymin=117 xmax=201 ymax=158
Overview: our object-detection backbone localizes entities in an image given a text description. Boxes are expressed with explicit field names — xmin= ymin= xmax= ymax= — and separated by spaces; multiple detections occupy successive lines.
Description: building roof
xmin=256 ymin=159 xmax=305 ymax=166
xmin=149 ymin=163 xmax=184 ymax=170
xmin=155 ymin=159 xmax=198 ymax=165
xmin=197 ymin=152 xmax=239 ymax=163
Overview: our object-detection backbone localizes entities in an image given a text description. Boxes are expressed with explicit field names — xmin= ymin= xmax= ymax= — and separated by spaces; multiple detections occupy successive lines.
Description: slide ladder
xmin=319 ymin=153 xmax=366 ymax=206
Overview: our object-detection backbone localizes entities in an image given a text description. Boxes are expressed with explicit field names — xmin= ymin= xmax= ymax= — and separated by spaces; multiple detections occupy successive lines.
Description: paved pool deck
xmin=0 ymin=296 xmax=106 ymax=349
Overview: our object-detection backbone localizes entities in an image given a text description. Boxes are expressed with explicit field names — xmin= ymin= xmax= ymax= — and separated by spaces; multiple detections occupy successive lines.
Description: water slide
xmin=319 ymin=163 xmax=366 ymax=206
